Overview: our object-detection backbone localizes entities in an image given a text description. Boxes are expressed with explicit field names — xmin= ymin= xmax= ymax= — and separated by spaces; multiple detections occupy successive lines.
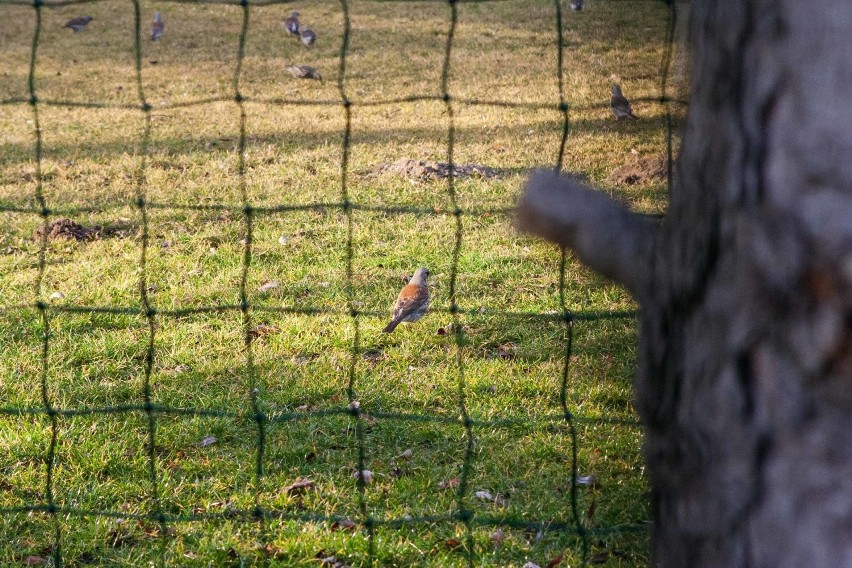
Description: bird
xmin=283 ymin=11 xmax=300 ymax=35
xmin=63 ymin=16 xmax=93 ymax=32
xmin=383 ymin=268 xmax=430 ymax=333
xmin=285 ymin=64 xmax=322 ymax=80
xmin=569 ymin=0 xmax=584 ymax=11
xmin=610 ymin=84 xmax=638 ymax=120
xmin=300 ymin=27 xmax=317 ymax=47
xmin=151 ymin=12 xmax=164 ymax=41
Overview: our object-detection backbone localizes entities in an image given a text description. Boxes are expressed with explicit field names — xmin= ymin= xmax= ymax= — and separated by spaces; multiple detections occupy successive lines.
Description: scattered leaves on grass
xmin=259 ymin=543 xmax=284 ymax=558
xmin=293 ymin=353 xmax=318 ymax=365
xmin=435 ymin=322 xmax=455 ymax=335
xmin=283 ymin=477 xmax=316 ymax=495
xmin=250 ymin=324 xmax=280 ymax=339
xmin=575 ymin=474 xmax=599 ymax=487
xmin=362 ymin=348 xmax=385 ymax=364
xmin=258 ymin=280 xmax=280 ymax=292
xmin=586 ymin=497 xmax=597 ymax=524
xmin=546 ymin=553 xmax=564 ymax=568
xmin=488 ymin=342 xmax=518 ymax=360
xmin=198 ymin=435 xmax=217 ymax=448
xmin=475 ymin=490 xmax=508 ymax=507
xmin=444 ymin=538 xmax=462 ymax=549
xmin=330 ymin=518 xmax=358 ymax=532
xmin=318 ymin=555 xmax=351 ymax=567
xmin=351 ymin=470 xmax=373 ymax=484
xmin=439 ymin=477 xmax=460 ymax=490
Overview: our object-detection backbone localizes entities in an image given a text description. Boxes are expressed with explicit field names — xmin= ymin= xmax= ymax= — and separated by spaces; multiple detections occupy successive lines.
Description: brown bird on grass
xmin=383 ymin=268 xmax=430 ymax=333
xmin=610 ymin=84 xmax=638 ymax=120
xmin=285 ymin=64 xmax=322 ymax=80
xmin=63 ymin=16 xmax=93 ymax=32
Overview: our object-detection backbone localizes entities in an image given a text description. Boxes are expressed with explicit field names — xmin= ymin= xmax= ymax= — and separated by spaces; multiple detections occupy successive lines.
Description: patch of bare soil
xmin=372 ymin=158 xmax=500 ymax=180
xmin=607 ymin=156 xmax=668 ymax=185
xmin=34 ymin=218 xmax=135 ymax=241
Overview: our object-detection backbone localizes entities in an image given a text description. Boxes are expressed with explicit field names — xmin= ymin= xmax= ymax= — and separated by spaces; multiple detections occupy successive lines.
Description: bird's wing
xmin=392 ymin=284 xmax=428 ymax=320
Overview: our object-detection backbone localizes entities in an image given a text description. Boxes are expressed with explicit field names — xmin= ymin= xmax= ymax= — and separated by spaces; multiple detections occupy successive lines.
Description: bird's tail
xmin=382 ymin=319 xmax=401 ymax=333
xmin=627 ymin=112 xmax=639 ymax=120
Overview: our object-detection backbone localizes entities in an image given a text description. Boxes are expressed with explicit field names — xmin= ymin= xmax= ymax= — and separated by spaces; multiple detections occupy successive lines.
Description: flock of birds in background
xmin=60 ymin=3 xmax=639 ymax=333
xmin=60 ymin=5 xmax=639 ymax=120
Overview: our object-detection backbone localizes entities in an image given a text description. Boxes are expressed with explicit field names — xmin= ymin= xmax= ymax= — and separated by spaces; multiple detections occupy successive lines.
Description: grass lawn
xmin=0 ymin=0 xmax=685 ymax=565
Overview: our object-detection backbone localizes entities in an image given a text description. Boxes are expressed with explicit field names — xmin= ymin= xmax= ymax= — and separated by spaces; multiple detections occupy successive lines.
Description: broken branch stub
xmin=515 ymin=169 xmax=655 ymax=296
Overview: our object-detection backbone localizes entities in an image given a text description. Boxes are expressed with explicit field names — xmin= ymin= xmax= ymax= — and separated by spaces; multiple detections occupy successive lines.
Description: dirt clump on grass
xmin=607 ymin=155 xmax=668 ymax=185
xmin=34 ymin=218 xmax=135 ymax=241
xmin=372 ymin=158 xmax=500 ymax=180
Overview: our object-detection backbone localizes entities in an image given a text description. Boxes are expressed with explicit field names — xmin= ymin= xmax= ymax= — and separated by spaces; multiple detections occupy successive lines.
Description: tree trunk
xmin=516 ymin=1 xmax=852 ymax=566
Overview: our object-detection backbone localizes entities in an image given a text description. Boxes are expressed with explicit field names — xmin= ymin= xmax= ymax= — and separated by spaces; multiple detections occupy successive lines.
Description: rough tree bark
xmin=516 ymin=2 xmax=852 ymax=566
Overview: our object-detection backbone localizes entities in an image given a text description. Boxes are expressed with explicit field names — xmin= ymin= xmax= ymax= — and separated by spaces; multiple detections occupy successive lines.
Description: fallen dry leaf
xmin=444 ymin=538 xmax=462 ymax=549
xmin=546 ymin=553 xmax=564 ymax=568
xmin=250 ymin=324 xmax=279 ymax=339
xmin=590 ymin=551 xmax=610 ymax=564
xmin=475 ymin=490 xmax=494 ymax=501
xmin=257 ymin=280 xmax=279 ymax=292
xmin=198 ymin=435 xmax=216 ymax=448
xmin=330 ymin=518 xmax=358 ymax=532
xmin=352 ymin=470 xmax=373 ymax=484
xmin=490 ymin=529 xmax=505 ymax=546
xmin=283 ymin=477 xmax=316 ymax=495
xmin=23 ymin=557 xmax=47 ymax=565
xmin=439 ymin=477 xmax=460 ymax=490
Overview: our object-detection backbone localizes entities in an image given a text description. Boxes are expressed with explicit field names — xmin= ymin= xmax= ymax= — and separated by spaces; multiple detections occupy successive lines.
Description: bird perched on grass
xmin=63 ymin=16 xmax=93 ymax=32
xmin=285 ymin=64 xmax=322 ymax=80
xmin=569 ymin=0 xmax=584 ymax=11
xmin=151 ymin=12 xmax=164 ymax=41
xmin=610 ymin=84 xmax=638 ymax=120
xmin=383 ymin=268 xmax=430 ymax=333
xmin=284 ymin=11 xmax=300 ymax=35
xmin=300 ymin=27 xmax=317 ymax=47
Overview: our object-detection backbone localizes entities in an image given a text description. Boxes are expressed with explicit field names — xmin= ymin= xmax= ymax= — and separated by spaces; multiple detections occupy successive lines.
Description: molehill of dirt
xmin=607 ymin=156 xmax=668 ymax=185
xmin=372 ymin=158 xmax=500 ymax=180
xmin=34 ymin=218 xmax=134 ymax=241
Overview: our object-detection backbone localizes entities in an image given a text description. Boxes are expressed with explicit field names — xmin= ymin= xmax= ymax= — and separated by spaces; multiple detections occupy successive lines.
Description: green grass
xmin=0 ymin=0 xmax=685 ymax=565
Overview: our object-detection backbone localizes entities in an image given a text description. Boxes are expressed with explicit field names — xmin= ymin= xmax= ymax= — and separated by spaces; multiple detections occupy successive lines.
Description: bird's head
xmin=411 ymin=267 xmax=430 ymax=284
xmin=612 ymin=84 xmax=622 ymax=96
xmin=291 ymin=10 xmax=299 ymax=17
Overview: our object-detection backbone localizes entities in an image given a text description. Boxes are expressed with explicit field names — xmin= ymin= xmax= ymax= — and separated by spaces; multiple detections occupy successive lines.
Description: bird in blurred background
xmin=569 ymin=0 xmax=584 ymax=11
xmin=285 ymin=64 xmax=322 ymax=80
xmin=383 ymin=268 xmax=430 ymax=333
xmin=151 ymin=12 xmax=164 ymax=41
xmin=610 ymin=84 xmax=638 ymax=120
xmin=284 ymin=11 xmax=300 ymax=35
xmin=63 ymin=16 xmax=93 ymax=32
xmin=300 ymin=27 xmax=317 ymax=47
